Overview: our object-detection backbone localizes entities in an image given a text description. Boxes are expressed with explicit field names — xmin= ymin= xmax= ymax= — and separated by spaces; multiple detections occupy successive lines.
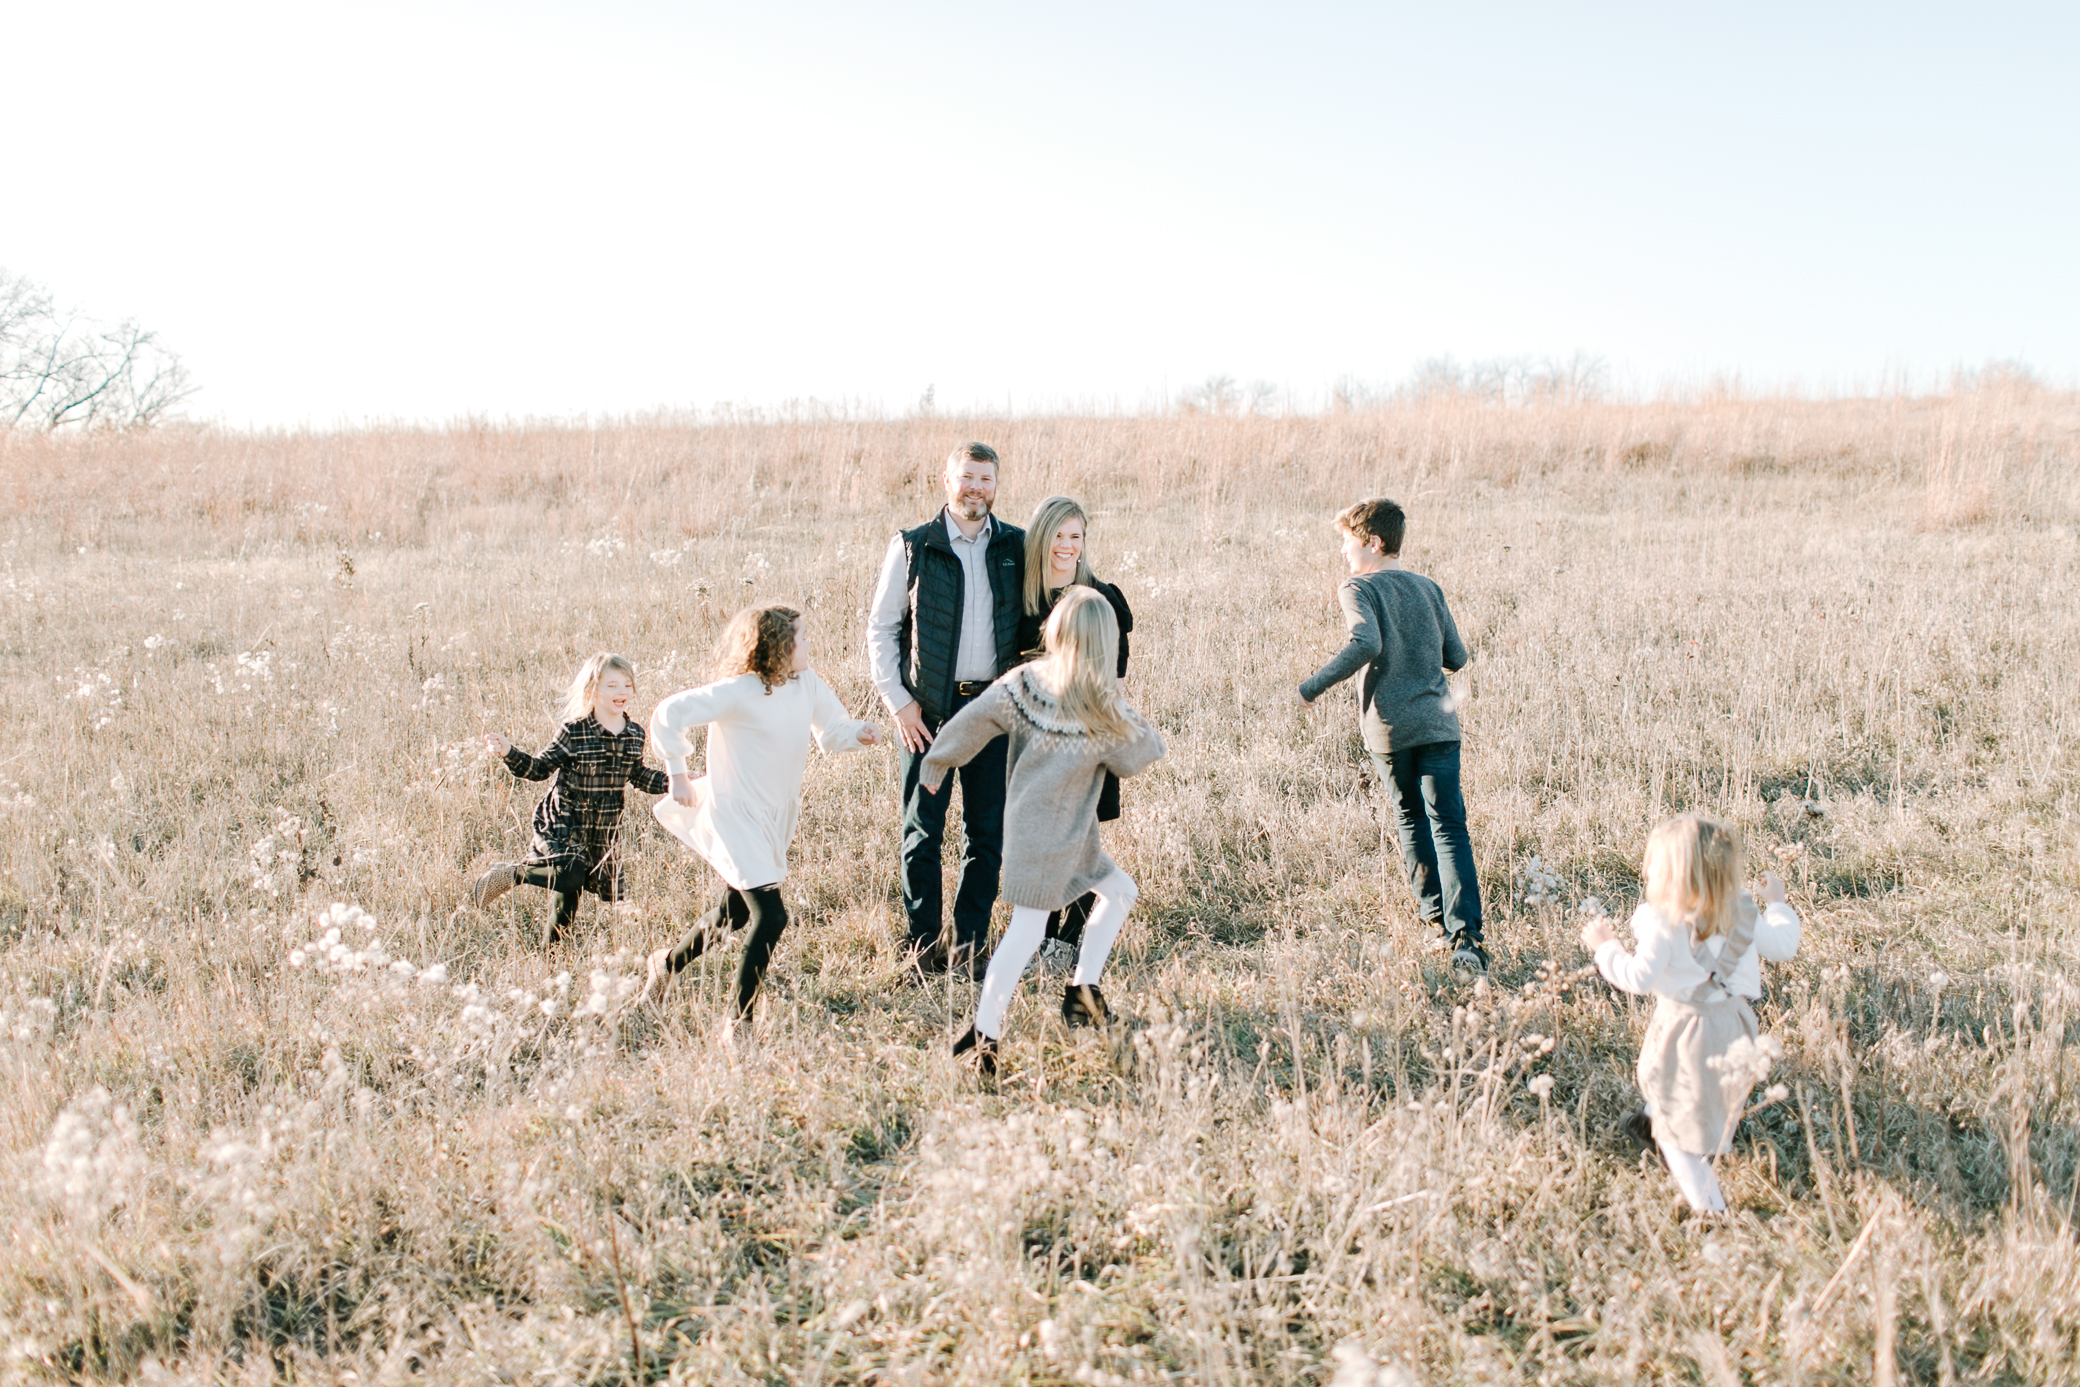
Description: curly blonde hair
xmin=715 ymin=605 xmax=801 ymax=693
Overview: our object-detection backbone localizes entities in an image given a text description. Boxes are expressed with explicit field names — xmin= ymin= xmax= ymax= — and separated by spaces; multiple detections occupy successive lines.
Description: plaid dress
xmin=503 ymin=714 xmax=670 ymax=900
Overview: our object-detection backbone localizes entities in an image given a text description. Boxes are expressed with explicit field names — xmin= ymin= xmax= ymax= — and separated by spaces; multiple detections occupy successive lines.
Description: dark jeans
xmin=1370 ymin=741 xmax=1483 ymax=944
xmin=901 ymin=690 xmax=1008 ymax=955
xmin=658 ymin=884 xmax=789 ymax=1018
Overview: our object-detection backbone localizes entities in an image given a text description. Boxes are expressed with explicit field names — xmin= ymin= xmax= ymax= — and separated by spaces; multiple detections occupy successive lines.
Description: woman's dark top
xmin=1016 ymin=578 xmax=1133 ymax=676
xmin=1016 ymin=578 xmax=1134 ymax=820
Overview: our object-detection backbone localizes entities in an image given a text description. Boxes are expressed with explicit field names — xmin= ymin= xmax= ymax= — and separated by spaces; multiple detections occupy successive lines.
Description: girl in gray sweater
xmin=921 ymin=586 xmax=1165 ymax=1077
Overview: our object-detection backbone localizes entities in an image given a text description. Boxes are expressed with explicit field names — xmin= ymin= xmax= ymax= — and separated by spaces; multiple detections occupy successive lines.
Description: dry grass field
xmin=1 ymin=384 xmax=2078 ymax=1384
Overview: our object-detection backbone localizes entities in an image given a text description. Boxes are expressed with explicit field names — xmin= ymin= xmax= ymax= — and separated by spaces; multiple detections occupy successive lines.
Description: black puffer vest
xmin=898 ymin=513 xmax=1027 ymax=726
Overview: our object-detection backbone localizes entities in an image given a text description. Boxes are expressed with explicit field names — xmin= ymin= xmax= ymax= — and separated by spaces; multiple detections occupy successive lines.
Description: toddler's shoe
xmin=952 ymin=1025 xmax=999 ymax=1080
xmin=1618 ymin=1106 xmax=1657 ymax=1153
xmin=1061 ymin=983 xmax=1114 ymax=1029
xmin=472 ymin=863 xmax=517 ymax=908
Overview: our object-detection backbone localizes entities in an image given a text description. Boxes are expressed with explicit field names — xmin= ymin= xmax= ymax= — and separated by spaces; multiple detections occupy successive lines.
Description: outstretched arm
xmin=502 ymin=728 xmax=575 ymax=781
xmin=650 ymin=680 xmax=745 ymax=776
xmin=1101 ymin=709 xmax=1165 ymax=780
xmin=1589 ymin=906 xmax=1681 ymax=996
xmin=1298 ymin=578 xmax=1380 ymax=704
xmin=918 ymin=684 xmax=1012 ymax=791
xmin=806 ymin=671 xmax=878 ymax=754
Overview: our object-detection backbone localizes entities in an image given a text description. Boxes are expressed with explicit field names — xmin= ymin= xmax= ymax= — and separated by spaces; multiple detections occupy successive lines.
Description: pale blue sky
xmin=4 ymin=1 xmax=2074 ymax=425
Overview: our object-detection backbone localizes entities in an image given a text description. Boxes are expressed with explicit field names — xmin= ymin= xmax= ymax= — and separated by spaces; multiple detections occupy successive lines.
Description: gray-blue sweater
xmin=1299 ymin=568 xmax=1468 ymax=752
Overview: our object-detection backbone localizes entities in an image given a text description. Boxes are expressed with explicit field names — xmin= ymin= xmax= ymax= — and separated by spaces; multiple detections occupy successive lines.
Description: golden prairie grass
xmin=0 ymin=386 xmax=2077 ymax=1384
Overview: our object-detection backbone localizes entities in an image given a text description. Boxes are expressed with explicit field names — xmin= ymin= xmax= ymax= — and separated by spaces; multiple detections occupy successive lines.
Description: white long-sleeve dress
xmin=649 ymin=670 xmax=871 ymax=890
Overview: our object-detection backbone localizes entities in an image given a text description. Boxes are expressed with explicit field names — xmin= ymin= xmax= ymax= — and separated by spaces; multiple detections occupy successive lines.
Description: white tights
xmin=1644 ymin=1103 xmax=1728 ymax=1212
xmin=973 ymin=867 xmax=1138 ymax=1040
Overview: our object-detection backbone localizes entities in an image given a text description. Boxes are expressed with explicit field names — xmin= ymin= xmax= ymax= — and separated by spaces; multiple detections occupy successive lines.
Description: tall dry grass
xmin=0 ymin=385 xmax=2077 ymax=1383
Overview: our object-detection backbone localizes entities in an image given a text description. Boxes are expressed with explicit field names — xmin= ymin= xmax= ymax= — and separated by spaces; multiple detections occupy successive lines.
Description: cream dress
xmin=649 ymin=670 xmax=870 ymax=890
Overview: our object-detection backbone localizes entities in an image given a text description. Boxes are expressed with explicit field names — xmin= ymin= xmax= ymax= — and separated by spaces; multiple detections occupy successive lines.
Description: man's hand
xmin=894 ymin=701 xmax=933 ymax=753
xmin=668 ymin=772 xmax=697 ymax=807
xmin=483 ymin=732 xmax=511 ymax=758
xmin=1580 ymin=917 xmax=1617 ymax=951
xmin=1758 ymin=870 xmax=1787 ymax=905
xmin=857 ymin=723 xmax=881 ymax=747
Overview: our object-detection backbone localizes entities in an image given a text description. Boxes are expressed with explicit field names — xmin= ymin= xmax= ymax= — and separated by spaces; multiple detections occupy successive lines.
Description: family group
xmin=468 ymin=442 xmax=1801 ymax=1216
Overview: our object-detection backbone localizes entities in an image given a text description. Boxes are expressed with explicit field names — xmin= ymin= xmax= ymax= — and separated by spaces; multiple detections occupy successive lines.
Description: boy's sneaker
xmin=1062 ymin=983 xmax=1114 ymax=1029
xmin=472 ymin=863 xmax=517 ymax=909
xmin=1450 ymin=939 xmax=1489 ymax=977
xmin=952 ymin=1025 xmax=999 ymax=1080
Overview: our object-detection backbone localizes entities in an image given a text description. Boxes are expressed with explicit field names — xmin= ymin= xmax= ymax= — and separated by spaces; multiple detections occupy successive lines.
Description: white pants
xmin=1645 ymin=1102 xmax=1727 ymax=1211
xmin=973 ymin=867 xmax=1137 ymax=1040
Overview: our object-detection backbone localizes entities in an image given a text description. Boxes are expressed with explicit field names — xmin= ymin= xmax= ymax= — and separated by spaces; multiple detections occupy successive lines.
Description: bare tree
xmin=1180 ymin=375 xmax=1241 ymax=415
xmin=0 ymin=268 xmax=195 ymax=431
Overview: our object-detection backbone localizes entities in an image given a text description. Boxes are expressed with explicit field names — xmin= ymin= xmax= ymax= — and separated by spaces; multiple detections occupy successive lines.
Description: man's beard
xmin=950 ymin=493 xmax=992 ymax=521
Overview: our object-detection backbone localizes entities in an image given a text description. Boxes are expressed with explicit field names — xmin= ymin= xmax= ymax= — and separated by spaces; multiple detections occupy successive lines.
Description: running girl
xmin=921 ymin=586 xmax=1165 ymax=1077
xmin=641 ymin=605 xmax=878 ymax=1026
xmin=475 ymin=653 xmax=669 ymax=943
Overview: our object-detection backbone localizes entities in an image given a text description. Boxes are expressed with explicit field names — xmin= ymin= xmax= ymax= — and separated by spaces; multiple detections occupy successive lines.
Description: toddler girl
xmin=1580 ymin=813 xmax=1795 ymax=1213
xmin=922 ymin=586 xmax=1165 ymax=1077
xmin=476 ymin=652 xmax=670 ymax=943
xmin=642 ymin=605 xmax=877 ymax=1024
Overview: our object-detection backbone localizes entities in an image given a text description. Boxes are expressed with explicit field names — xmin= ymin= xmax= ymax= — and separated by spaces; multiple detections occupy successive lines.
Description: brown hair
xmin=946 ymin=441 xmax=1000 ymax=471
xmin=1335 ymin=498 xmax=1407 ymax=555
xmin=715 ymin=605 xmax=801 ymax=693
xmin=1643 ymin=813 xmax=1743 ymax=943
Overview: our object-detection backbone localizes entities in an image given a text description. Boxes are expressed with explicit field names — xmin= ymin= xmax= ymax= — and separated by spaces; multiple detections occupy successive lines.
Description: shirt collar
xmin=943 ymin=509 xmax=993 ymax=546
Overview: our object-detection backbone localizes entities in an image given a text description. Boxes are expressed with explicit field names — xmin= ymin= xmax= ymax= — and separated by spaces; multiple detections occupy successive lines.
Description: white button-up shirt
xmin=865 ymin=511 xmax=1004 ymax=715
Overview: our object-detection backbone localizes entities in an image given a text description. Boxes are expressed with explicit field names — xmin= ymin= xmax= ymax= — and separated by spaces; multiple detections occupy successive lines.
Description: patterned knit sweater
xmin=921 ymin=666 xmax=1165 ymax=910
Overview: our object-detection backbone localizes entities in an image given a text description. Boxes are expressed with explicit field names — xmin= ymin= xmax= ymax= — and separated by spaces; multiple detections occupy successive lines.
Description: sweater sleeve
xmin=1436 ymin=585 xmax=1469 ymax=674
xmin=1101 ymin=708 xmax=1165 ymax=779
xmin=1754 ymin=900 xmax=1802 ymax=962
xmin=1299 ymin=577 xmax=1380 ymax=703
xmin=649 ymin=679 xmax=746 ymax=777
xmin=919 ymin=683 xmax=1013 ymax=787
xmin=503 ymin=726 xmax=575 ymax=781
xmin=1594 ymin=904 xmax=1682 ymax=996
xmin=805 ymin=671 xmax=872 ymax=754
xmin=627 ymin=726 xmax=670 ymax=796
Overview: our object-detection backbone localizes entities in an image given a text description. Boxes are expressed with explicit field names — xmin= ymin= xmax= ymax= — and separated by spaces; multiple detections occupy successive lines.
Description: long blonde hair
xmin=714 ymin=605 xmax=801 ymax=693
xmin=559 ymin=652 xmax=637 ymax=724
xmin=1033 ymin=586 xmax=1129 ymax=740
xmin=1643 ymin=813 xmax=1743 ymax=943
xmin=1023 ymin=495 xmax=1098 ymax=615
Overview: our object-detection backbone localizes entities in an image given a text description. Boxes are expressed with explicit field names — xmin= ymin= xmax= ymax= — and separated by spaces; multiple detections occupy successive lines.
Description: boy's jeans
xmin=1369 ymin=740 xmax=1483 ymax=944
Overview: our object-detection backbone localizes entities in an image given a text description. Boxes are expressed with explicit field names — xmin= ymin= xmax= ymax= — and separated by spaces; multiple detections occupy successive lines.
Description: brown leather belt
xmin=955 ymin=681 xmax=990 ymax=697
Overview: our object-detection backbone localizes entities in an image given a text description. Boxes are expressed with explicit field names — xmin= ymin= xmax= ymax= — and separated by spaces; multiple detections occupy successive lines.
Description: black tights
xmin=658 ymin=884 xmax=789 ymax=1019
xmin=517 ymin=862 xmax=589 ymax=941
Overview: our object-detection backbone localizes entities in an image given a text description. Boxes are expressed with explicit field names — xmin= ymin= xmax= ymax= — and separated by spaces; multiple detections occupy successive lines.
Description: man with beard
xmin=866 ymin=442 xmax=1027 ymax=978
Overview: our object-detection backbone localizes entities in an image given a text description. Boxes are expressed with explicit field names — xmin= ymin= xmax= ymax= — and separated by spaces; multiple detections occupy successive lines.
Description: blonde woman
xmin=476 ymin=653 xmax=670 ymax=943
xmin=643 ymin=605 xmax=878 ymax=1023
xmin=921 ymin=587 xmax=1165 ymax=1077
xmin=1580 ymin=814 xmax=1789 ymax=1213
xmin=1017 ymin=496 xmax=1135 ymax=951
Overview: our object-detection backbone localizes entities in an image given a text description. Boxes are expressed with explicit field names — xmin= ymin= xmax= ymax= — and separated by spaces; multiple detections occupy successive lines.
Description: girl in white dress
xmin=643 ymin=606 xmax=878 ymax=1021
xmin=1580 ymin=814 xmax=1793 ymax=1213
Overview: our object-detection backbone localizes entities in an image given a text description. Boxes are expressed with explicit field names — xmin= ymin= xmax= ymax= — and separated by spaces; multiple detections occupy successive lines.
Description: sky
xmin=3 ymin=1 xmax=2076 ymax=427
